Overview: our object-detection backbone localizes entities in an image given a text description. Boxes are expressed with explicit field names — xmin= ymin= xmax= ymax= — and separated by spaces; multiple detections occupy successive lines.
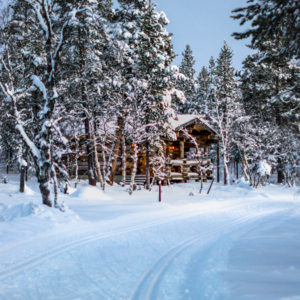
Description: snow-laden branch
xmin=31 ymin=75 xmax=48 ymax=102
xmin=16 ymin=124 xmax=41 ymax=160
xmin=31 ymin=1 xmax=49 ymax=39
xmin=53 ymin=7 xmax=91 ymax=62
xmin=0 ymin=80 xmax=41 ymax=162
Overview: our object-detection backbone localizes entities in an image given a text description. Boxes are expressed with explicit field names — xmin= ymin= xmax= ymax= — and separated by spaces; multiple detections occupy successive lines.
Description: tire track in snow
xmin=130 ymin=208 xmax=293 ymax=300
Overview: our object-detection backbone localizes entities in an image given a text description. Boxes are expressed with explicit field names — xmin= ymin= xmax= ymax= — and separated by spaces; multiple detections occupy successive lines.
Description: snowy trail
xmin=0 ymin=191 xmax=252 ymax=282
xmin=176 ymin=208 xmax=298 ymax=300
xmin=0 ymin=207 xmax=211 ymax=281
xmin=0 ymin=200 xmax=253 ymax=299
xmin=130 ymin=208 xmax=293 ymax=300
xmin=0 ymin=181 xmax=299 ymax=299
xmin=131 ymin=234 xmax=204 ymax=300
xmin=3 ymin=205 xmax=291 ymax=299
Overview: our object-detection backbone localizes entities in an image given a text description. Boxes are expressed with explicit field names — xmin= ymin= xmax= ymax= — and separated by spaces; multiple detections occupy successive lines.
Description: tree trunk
xmin=40 ymin=185 xmax=52 ymax=207
xmin=25 ymin=166 xmax=28 ymax=182
xmin=37 ymin=122 xmax=54 ymax=207
xmin=38 ymin=166 xmax=52 ymax=207
xmin=241 ymin=151 xmax=251 ymax=183
xmin=92 ymin=133 xmax=104 ymax=188
xmin=223 ymin=152 xmax=230 ymax=185
xmin=217 ymin=139 xmax=220 ymax=183
xmin=129 ymin=144 xmax=138 ymax=195
xmin=85 ymin=118 xmax=96 ymax=186
xmin=100 ymin=144 xmax=108 ymax=190
xmin=49 ymin=138 xmax=58 ymax=207
xmin=53 ymin=173 xmax=58 ymax=207
xmin=109 ymin=116 xmax=124 ymax=185
xmin=277 ymin=158 xmax=284 ymax=184
xmin=277 ymin=168 xmax=284 ymax=183
xmin=78 ymin=25 xmax=96 ymax=186
xmin=104 ymin=141 xmax=114 ymax=182
xmin=6 ymin=150 xmax=12 ymax=174
xmin=199 ymin=176 xmax=203 ymax=194
xmin=121 ymin=136 xmax=127 ymax=187
xmin=145 ymin=141 xmax=150 ymax=190
xmin=19 ymin=166 xmax=26 ymax=193
xmin=74 ymin=138 xmax=79 ymax=188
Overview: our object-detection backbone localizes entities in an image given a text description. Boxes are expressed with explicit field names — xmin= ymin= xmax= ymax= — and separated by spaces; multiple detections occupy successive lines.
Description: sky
xmin=154 ymin=0 xmax=253 ymax=73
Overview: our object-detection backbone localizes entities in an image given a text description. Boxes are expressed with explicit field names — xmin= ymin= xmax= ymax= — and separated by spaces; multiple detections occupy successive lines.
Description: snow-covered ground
xmin=0 ymin=175 xmax=300 ymax=300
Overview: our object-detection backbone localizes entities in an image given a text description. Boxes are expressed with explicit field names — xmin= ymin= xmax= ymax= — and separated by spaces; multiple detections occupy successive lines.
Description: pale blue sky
xmin=155 ymin=0 xmax=252 ymax=72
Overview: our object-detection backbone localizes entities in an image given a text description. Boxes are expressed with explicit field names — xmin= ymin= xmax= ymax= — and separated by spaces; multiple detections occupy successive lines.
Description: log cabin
xmin=164 ymin=114 xmax=217 ymax=183
xmin=65 ymin=114 xmax=218 ymax=185
xmin=117 ymin=114 xmax=217 ymax=185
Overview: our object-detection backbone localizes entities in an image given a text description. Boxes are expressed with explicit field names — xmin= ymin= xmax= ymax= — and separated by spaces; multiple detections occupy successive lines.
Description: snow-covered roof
xmin=170 ymin=114 xmax=217 ymax=134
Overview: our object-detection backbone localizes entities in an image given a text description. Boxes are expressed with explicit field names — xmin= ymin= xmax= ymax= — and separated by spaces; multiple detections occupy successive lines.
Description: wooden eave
xmin=174 ymin=117 xmax=217 ymax=136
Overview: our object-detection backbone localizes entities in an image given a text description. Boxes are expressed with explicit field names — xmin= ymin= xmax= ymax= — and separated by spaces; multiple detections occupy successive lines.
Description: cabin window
xmin=171 ymin=165 xmax=182 ymax=173
xmin=79 ymin=156 xmax=88 ymax=162
xmin=190 ymin=166 xmax=197 ymax=173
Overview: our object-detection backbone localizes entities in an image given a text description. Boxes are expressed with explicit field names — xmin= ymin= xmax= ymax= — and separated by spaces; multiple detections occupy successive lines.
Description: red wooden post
xmin=158 ymin=180 xmax=162 ymax=202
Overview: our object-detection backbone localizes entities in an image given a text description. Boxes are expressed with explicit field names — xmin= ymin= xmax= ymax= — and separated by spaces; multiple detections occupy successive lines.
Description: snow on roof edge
xmin=170 ymin=114 xmax=217 ymax=135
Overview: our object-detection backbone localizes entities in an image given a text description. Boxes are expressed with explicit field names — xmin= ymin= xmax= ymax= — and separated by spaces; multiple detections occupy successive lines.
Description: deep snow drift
xmin=0 ymin=175 xmax=299 ymax=300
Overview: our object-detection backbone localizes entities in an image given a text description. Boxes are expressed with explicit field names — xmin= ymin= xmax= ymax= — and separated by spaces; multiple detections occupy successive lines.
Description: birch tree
xmin=0 ymin=0 xmax=81 ymax=206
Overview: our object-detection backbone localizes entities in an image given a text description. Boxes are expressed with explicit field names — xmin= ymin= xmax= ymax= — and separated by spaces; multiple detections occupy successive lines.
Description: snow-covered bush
xmin=253 ymin=160 xmax=272 ymax=187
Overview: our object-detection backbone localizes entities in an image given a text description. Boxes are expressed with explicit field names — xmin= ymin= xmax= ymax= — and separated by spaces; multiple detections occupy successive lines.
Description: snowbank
xmin=0 ymin=202 xmax=42 ymax=222
xmin=70 ymin=185 xmax=112 ymax=201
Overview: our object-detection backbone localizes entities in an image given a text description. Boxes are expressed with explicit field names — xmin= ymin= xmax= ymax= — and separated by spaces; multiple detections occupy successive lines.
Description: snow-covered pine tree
xmin=208 ymin=56 xmax=216 ymax=81
xmin=176 ymin=44 xmax=197 ymax=113
xmin=239 ymin=48 xmax=299 ymax=186
xmin=0 ymin=101 xmax=19 ymax=174
xmin=196 ymin=57 xmax=220 ymax=181
xmin=119 ymin=0 xmax=177 ymax=189
xmin=232 ymin=0 xmax=299 ymax=60
xmin=205 ymin=56 xmax=218 ymax=116
xmin=195 ymin=66 xmax=210 ymax=114
xmin=56 ymin=0 xmax=114 ymax=188
xmin=232 ymin=0 xmax=299 ymax=186
xmin=207 ymin=41 xmax=243 ymax=185
xmin=0 ymin=3 xmax=30 ymax=175
xmin=104 ymin=0 xmax=145 ymax=185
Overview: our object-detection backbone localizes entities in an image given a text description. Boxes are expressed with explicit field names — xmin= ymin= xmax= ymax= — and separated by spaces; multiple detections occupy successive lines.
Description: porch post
xmin=204 ymin=146 xmax=209 ymax=157
xmin=180 ymin=140 xmax=185 ymax=159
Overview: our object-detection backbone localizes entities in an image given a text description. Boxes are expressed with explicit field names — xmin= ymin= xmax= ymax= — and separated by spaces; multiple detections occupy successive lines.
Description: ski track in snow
xmin=1 ymin=203 xmax=296 ymax=300
xmin=0 ymin=205 xmax=223 ymax=282
xmin=130 ymin=208 xmax=293 ymax=300
xmin=131 ymin=234 xmax=205 ymax=300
